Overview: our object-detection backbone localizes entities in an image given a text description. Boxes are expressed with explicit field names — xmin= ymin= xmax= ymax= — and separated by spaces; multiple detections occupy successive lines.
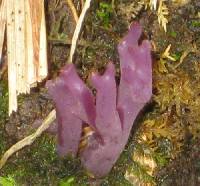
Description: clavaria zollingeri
xmin=47 ymin=22 xmax=152 ymax=177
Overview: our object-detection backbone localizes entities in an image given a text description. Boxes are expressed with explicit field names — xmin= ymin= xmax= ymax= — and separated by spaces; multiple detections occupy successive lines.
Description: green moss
xmin=0 ymin=81 xmax=8 ymax=153
xmin=96 ymin=2 xmax=113 ymax=28
xmin=2 ymin=133 xmax=135 ymax=185
xmin=2 ymin=135 xmax=56 ymax=184
xmin=152 ymin=152 xmax=169 ymax=167
xmin=59 ymin=177 xmax=75 ymax=186
xmin=169 ymin=31 xmax=177 ymax=38
xmin=0 ymin=81 xmax=8 ymax=123
xmin=191 ymin=20 xmax=200 ymax=27
xmin=127 ymin=161 xmax=155 ymax=184
xmin=171 ymin=52 xmax=182 ymax=61
xmin=0 ymin=176 xmax=16 ymax=186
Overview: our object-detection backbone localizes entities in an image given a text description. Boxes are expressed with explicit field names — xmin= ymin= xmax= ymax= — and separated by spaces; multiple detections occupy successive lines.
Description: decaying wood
xmin=0 ymin=0 xmax=6 ymax=64
xmin=4 ymin=0 xmax=48 ymax=114
xmin=0 ymin=109 xmax=56 ymax=170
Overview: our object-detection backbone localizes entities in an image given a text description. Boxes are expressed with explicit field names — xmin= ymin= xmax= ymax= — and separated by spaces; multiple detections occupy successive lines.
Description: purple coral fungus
xmin=46 ymin=22 xmax=152 ymax=178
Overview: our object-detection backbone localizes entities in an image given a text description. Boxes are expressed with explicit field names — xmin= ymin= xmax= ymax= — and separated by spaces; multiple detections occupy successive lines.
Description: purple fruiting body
xmin=46 ymin=22 xmax=152 ymax=177
xmin=46 ymin=64 xmax=96 ymax=156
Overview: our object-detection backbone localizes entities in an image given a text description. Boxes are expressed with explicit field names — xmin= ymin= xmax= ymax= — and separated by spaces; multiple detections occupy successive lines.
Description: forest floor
xmin=0 ymin=0 xmax=200 ymax=185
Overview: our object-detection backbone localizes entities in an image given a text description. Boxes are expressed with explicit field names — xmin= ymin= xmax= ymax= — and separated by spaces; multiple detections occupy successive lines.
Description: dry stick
xmin=0 ymin=0 xmax=93 ymax=170
xmin=0 ymin=110 xmax=56 ymax=169
xmin=66 ymin=0 xmax=78 ymax=23
xmin=48 ymin=37 xmax=89 ymax=46
xmin=68 ymin=0 xmax=92 ymax=63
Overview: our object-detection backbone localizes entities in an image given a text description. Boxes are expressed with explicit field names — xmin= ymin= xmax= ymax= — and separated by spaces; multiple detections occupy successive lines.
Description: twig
xmin=173 ymin=50 xmax=190 ymax=69
xmin=66 ymin=0 xmax=78 ymax=23
xmin=48 ymin=37 xmax=89 ymax=46
xmin=111 ymin=0 xmax=115 ymax=9
xmin=173 ymin=44 xmax=198 ymax=69
xmin=55 ymin=0 xmax=60 ymax=8
xmin=0 ymin=109 xmax=56 ymax=170
xmin=68 ymin=0 xmax=92 ymax=63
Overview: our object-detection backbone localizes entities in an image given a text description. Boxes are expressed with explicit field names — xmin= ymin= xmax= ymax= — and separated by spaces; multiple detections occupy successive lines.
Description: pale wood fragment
xmin=7 ymin=0 xmax=17 ymax=115
xmin=25 ymin=0 xmax=35 ymax=88
xmin=28 ymin=0 xmax=42 ymax=81
xmin=15 ymin=0 xmax=27 ymax=94
xmin=38 ymin=0 xmax=48 ymax=82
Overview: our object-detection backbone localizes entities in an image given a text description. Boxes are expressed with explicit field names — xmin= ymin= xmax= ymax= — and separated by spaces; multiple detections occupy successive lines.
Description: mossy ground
xmin=0 ymin=0 xmax=200 ymax=185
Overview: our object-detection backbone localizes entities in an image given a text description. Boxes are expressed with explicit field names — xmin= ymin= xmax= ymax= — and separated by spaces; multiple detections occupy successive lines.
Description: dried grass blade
xmin=68 ymin=0 xmax=92 ymax=63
